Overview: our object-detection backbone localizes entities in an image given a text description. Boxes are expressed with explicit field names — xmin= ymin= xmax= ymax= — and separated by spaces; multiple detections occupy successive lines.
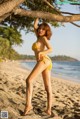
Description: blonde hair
xmin=37 ymin=23 xmax=52 ymax=40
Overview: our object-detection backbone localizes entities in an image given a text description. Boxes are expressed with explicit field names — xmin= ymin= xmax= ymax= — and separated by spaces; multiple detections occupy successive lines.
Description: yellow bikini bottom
xmin=42 ymin=56 xmax=52 ymax=70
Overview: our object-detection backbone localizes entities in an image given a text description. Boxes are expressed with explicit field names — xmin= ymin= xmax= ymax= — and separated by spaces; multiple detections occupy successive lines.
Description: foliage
xmin=1 ymin=0 xmax=80 ymax=30
xmin=6 ymin=48 xmax=21 ymax=60
xmin=19 ymin=54 xmax=36 ymax=60
xmin=1 ymin=0 xmax=61 ymax=30
xmin=0 ymin=37 xmax=10 ymax=58
xmin=51 ymin=55 xmax=78 ymax=61
xmin=0 ymin=26 xmax=23 ymax=45
xmin=0 ymin=26 xmax=23 ymax=59
xmin=0 ymin=0 xmax=79 ymax=60
xmin=18 ymin=54 xmax=78 ymax=61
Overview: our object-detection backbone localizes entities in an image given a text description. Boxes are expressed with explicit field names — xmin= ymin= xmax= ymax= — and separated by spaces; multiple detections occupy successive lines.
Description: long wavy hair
xmin=37 ymin=23 xmax=52 ymax=40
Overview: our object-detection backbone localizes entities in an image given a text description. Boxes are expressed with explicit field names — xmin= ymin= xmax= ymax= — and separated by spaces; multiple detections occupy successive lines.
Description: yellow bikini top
xmin=32 ymin=42 xmax=39 ymax=51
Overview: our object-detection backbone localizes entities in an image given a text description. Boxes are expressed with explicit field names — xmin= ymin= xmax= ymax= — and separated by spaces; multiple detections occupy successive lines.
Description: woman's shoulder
xmin=42 ymin=36 xmax=48 ymax=43
xmin=42 ymin=36 xmax=48 ymax=40
xmin=41 ymin=36 xmax=49 ymax=45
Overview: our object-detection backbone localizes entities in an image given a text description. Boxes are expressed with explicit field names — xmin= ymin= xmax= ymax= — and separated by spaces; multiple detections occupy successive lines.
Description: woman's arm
xmin=38 ymin=37 xmax=53 ymax=60
xmin=34 ymin=18 xmax=39 ymax=36
xmin=42 ymin=37 xmax=53 ymax=54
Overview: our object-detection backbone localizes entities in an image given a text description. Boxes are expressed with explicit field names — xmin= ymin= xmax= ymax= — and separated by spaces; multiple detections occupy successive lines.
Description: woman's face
xmin=37 ymin=26 xmax=46 ymax=37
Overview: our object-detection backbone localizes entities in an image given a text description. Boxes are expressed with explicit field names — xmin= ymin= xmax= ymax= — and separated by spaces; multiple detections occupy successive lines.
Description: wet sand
xmin=0 ymin=61 xmax=80 ymax=119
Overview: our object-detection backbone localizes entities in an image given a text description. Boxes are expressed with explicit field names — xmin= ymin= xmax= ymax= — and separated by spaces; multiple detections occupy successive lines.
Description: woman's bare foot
xmin=45 ymin=110 xmax=51 ymax=115
xmin=23 ymin=106 xmax=33 ymax=116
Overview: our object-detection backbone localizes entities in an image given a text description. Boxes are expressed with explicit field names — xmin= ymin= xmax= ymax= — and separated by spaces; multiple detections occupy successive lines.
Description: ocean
xmin=21 ymin=61 xmax=80 ymax=83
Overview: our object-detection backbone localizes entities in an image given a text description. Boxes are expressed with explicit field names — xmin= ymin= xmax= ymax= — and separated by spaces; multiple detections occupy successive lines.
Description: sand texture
xmin=0 ymin=61 xmax=80 ymax=119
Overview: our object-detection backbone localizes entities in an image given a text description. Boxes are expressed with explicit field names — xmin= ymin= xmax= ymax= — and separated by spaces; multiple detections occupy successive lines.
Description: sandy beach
xmin=0 ymin=61 xmax=80 ymax=119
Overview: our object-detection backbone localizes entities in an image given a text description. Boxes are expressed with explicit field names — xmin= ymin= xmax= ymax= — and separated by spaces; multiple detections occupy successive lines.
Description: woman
xmin=23 ymin=18 xmax=53 ymax=115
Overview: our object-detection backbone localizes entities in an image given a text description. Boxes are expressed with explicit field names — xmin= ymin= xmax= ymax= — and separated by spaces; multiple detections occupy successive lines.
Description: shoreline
xmin=52 ymin=73 xmax=80 ymax=84
xmin=21 ymin=60 xmax=80 ymax=84
xmin=0 ymin=61 xmax=80 ymax=119
xmin=20 ymin=60 xmax=80 ymax=85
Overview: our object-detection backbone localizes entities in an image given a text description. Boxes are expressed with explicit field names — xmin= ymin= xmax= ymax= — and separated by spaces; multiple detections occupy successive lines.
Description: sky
xmin=13 ymin=4 xmax=80 ymax=60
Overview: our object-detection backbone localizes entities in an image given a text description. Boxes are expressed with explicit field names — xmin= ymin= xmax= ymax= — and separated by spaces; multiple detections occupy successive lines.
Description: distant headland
xmin=19 ymin=55 xmax=79 ymax=61
xmin=51 ymin=55 xmax=79 ymax=61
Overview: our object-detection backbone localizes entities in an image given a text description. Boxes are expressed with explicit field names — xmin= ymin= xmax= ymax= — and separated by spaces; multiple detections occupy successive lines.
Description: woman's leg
xmin=24 ymin=61 xmax=50 ymax=115
xmin=42 ymin=69 xmax=52 ymax=115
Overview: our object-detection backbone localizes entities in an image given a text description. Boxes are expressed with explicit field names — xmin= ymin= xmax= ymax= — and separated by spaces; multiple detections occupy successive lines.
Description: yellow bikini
xmin=32 ymin=42 xmax=38 ymax=51
xmin=32 ymin=42 xmax=52 ymax=70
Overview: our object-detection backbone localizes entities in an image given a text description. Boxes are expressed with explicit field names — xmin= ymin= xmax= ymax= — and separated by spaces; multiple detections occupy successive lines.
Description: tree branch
xmin=43 ymin=0 xmax=79 ymax=16
xmin=61 ymin=11 xmax=79 ymax=15
xmin=70 ymin=22 xmax=80 ymax=28
xmin=0 ymin=0 xmax=80 ymax=27
xmin=42 ymin=0 xmax=61 ymax=14
xmin=43 ymin=0 xmax=55 ymax=9
xmin=42 ymin=0 xmax=80 ymax=27
xmin=0 ymin=13 xmax=11 ymax=22
xmin=42 ymin=0 xmax=80 ymax=28
xmin=0 ymin=0 xmax=25 ymax=17
xmin=13 ymin=8 xmax=80 ymax=22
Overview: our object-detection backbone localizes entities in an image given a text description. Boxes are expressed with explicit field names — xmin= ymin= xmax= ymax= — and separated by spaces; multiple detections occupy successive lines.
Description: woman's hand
xmin=38 ymin=52 xmax=45 ymax=61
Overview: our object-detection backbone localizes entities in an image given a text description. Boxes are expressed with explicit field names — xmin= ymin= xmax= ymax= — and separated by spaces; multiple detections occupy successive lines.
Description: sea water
xmin=21 ymin=61 xmax=80 ymax=83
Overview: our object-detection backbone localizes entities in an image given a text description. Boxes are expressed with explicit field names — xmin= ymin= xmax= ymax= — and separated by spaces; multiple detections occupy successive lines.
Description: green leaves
xmin=0 ymin=26 xmax=23 ymax=59
xmin=0 ymin=26 xmax=23 ymax=45
xmin=0 ymin=37 xmax=9 ymax=58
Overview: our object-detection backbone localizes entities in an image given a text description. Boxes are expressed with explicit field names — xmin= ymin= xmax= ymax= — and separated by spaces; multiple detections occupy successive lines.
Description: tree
xmin=0 ymin=26 xmax=23 ymax=46
xmin=0 ymin=37 xmax=9 ymax=58
xmin=0 ymin=0 xmax=80 ymax=28
xmin=0 ymin=26 xmax=23 ymax=59
xmin=0 ymin=0 xmax=80 ymax=59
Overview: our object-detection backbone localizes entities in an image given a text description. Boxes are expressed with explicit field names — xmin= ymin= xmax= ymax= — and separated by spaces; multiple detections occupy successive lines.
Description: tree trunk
xmin=14 ymin=8 xmax=80 ymax=22
xmin=0 ymin=0 xmax=25 ymax=17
